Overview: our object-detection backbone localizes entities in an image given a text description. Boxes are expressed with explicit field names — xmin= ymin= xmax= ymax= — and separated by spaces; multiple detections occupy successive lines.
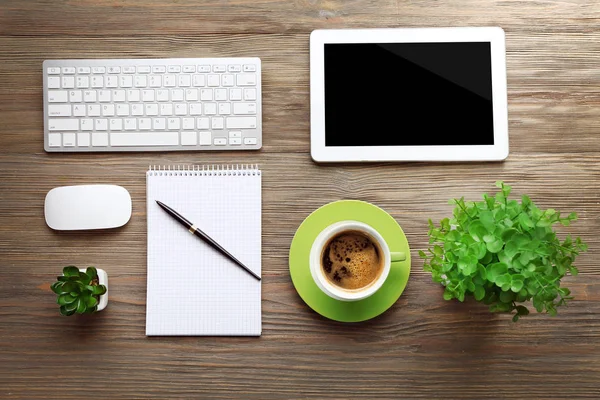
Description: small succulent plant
xmin=51 ymin=266 xmax=107 ymax=316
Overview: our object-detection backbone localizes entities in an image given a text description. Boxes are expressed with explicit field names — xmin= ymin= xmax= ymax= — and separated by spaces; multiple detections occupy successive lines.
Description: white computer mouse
xmin=44 ymin=184 xmax=132 ymax=230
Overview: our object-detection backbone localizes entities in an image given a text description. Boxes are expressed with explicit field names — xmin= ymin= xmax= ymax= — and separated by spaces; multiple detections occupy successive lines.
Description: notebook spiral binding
xmin=147 ymin=164 xmax=261 ymax=177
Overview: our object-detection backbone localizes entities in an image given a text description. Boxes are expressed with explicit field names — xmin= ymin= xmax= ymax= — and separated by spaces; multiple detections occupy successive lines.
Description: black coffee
xmin=321 ymin=230 xmax=384 ymax=290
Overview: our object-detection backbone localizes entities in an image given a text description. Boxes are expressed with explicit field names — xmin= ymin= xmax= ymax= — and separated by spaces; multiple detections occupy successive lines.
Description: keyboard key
xmin=197 ymin=117 xmax=209 ymax=130
xmin=78 ymin=132 xmax=90 ymax=146
xmin=92 ymin=132 xmax=109 ymax=146
xmin=207 ymin=75 xmax=219 ymax=87
xmin=199 ymin=131 xmax=211 ymax=145
xmin=233 ymin=102 xmax=256 ymax=115
xmin=164 ymin=75 xmax=176 ymax=87
xmin=108 ymin=66 xmax=121 ymax=74
xmin=237 ymin=74 xmax=256 ymax=86
xmin=91 ymin=76 xmax=104 ymax=88
xmin=73 ymin=105 xmax=85 ymax=117
xmin=168 ymin=65 xmax=181 ymax=73
xmin=167 ymin=117 xmax=180 ymax=130
xmin=228 ymin=65 xmax=241 ymax=72
xmin=84 ymin=90 xmax=97 ymax=102
xmin=105 ymin=76 xmax=118 ymax=88
xmin=181 ymin=131 xmax=197 ymax=145
xmin=135 ymin=76 xmax=147 ymax=87
xmin=63 ymin=133 xmax=76 ymax=147
xmin=152 ymin=66 xmax=166 ymax=73
xmin=48 ymin=104 xmax=72 ymax=117
xmin=76 ymin=76 xmax=89 ymax=88
xmin=80 ymin=118 xmax=93 ymax=130
xmin=48 ymin=133 xmax=61 ymax=147
xmin=48 ymin=77 xmax=60 ymax=89
xmin=117 ymin=104 xmax=129 ymax=117
xmin=230 ymin=137 xmax=242 ymax=145
xmin=87 ymin=105 xmax=101 ymax=116
xmin=137 ymin=66 xmax=151 ymax=73
xmin=111 ymin=132 xmax=179 ymax=146
xmin=95 ymin=118 xmax=108 ymax=131
xmin=69 ymin=90 xmax=82 ymax=102
xmin=124 ymin=118 xmax=137 ymax=130
xmin=62 ymin=67 xmax=76 ymax=74
xmin=122 ymin=66 xmax=136 ymax=74
xmin=98 ymin=90 xmax=111 ymax=102
xmin=175 ymin=104 xmax=187 ymax=115
xmin=244 ymin=137 xmax=258 ymax=145
xmin=153 ymin=118 xmax=166 ymax=130
xmin=192 ymin=74 xmax=205 ymax=87
xmin=91 ymin=67 xmax=106 ymax=74
xmin=226 ymin=117 xmax=256 ymax=129
xmin=102 ymin=104 xmax=115 ymax=116
xmin=230 ymin=88 xmax=242 ymax=101
xmin=139 ymin=118 xmax=151 ymax=130
xmin=189 ymin=104 xmax=201 ymax=115
xmin=183 ymin=65 xmax=196 ymax=73
xmin=215 ymin=89 xmax=227 ymax=101
xmin=213 ymin=65 xmax=226 ymax=73
xmin=47 ymin=67 xmax=61 ymax=74
xmin=110 ymin=118 xmax=123 ymax=130
xmin=229 ymin=131 xmax=241 ymax=138
xmin=197 ymin=65 xmax=211 ymax=73
xmin=182 ymin=117 xmax=195 ymax=129
xmin=244 ymin=88 xmax=257 ymax=101
xmin=156 ymin=89 xmax=169 ymax=102
xmin=211 ymin=117 xmax=224 ymax=130
xmin=62 ymin=77 xmax=75 ymax=89
xmin=214 ymin=137 xmax=227 ymax=145
xmin=218 ymin=103 xmax=231 ymax=115
xmin=243 ymin=64 xmax=256 ymax=72
xmin=49 ymin=118 xmax=79 ymax=131
xmin=120 ymin=76 xmax=133 ymax=88
xmin=77 ymin=67 xmax=91 ymax=74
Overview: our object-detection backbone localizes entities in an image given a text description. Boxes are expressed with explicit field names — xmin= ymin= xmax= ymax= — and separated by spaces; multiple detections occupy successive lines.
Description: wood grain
xmin=1 ymin=0 xmax=600 ymax=398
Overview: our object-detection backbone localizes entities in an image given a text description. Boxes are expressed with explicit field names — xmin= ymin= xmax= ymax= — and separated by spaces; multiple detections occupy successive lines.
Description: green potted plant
xmin=420 ymin=181 xmax=587 ymax=321
xmin=51 ymin=266 xmax=108 ymax=316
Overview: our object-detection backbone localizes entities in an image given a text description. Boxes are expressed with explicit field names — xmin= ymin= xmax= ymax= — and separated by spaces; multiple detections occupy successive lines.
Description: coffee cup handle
xmin=390 ymin=251 xmax=406 ymax=264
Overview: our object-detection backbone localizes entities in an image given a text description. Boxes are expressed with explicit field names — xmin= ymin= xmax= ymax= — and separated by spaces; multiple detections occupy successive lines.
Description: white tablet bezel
xmin=310 ymin=27 xmax=509 ymax=162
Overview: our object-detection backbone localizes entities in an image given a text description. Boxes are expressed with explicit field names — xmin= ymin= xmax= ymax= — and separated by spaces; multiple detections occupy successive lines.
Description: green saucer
xmin=289 ymin=200 xmax=411 ymax=322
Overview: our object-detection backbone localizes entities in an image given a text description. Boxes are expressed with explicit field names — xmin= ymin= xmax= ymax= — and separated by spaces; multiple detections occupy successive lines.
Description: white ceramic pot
xmin=79 ymin=268 xmax=108 ymax=312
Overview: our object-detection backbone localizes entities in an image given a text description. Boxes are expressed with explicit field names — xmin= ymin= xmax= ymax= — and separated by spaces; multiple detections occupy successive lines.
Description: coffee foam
xmin=321 ymin=231 xmax=383 ymax=290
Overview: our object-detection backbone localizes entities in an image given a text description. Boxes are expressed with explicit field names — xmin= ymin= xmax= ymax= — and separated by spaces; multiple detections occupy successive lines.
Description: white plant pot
xmin=79 ymin=268 xmax=108 ymax=312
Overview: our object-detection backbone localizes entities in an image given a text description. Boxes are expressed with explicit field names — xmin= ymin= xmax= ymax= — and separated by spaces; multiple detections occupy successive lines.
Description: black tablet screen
xmin=324 ymin=42 xmax=494 ymax=146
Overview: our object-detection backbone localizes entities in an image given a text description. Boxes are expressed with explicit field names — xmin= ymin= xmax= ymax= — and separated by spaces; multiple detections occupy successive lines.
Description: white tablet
xmin=309 ymin=27 xmax=509 ymax=162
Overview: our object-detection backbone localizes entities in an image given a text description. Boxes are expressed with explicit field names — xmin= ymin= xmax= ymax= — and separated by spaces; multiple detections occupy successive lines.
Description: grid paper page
xmin=146 ymin=167 xmax=261 ymax=336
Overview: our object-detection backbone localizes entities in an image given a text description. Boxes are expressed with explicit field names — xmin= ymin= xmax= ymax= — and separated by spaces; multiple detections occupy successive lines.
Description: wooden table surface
xmin=1 ymin=1 xmax=599 ymax=398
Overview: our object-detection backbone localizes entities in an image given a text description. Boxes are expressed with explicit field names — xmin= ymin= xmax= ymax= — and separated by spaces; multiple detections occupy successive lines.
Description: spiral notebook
xmin=146 ymin=165 xmax=262 ymax=336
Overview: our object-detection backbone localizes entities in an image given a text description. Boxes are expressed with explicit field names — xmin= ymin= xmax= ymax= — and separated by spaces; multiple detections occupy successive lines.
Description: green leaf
xmin=86 ymin=267 xmax=98 ymax=280
xmin=92 ymin=285 xmax=107 ymax=296
xmin=474 ymin=285 xmax=485 ymax=301
xmin=512 ymin=314 xmax=519 ymax=322
xmin=63 ymin=266 xmax=80 ymax=277
xmin=468 ymin=221 xmax=488 ymax=242
xmin=76 ymin=299 xmax=87 ymax=314
xmin=418 ymin=250 xmax=427 ymax=259
xmin=516 ymin=305 xmax=530 ymax=316
xmin=50 ymin=281 xmax=64 ymax=294
xmin=487 ymin=263 xmax=508 ymax=281
xmin=511 ymin=280 xmax=524 ymax=293
xmin=569 ymin=266 xmax=579 ymax=276
xmin=479 ymin=211 xmax=496 ymax=232
xmin=59 ymin=305 xmax=76 ymax=316
xmin=64 ymin=300 xmax=78 ymax=312
xmin=499 ymin=290 xmax=515 ymax=303
xmin=443 ymin=290 xmax=453 ymax=301
xmin=486 ymin=238 xmax=504 ymax=253
xmin=86 ymin=295 xmax=98 ymax=308
xmin=57 ymin=293 xmax=77 ymax=306
xmin=503 ymin=240 xmax=519 ymax=259
xmin=518 ymin=213 xmax=535 ymax=229
xmin=79 ymin=271 xmax=92 ymax=285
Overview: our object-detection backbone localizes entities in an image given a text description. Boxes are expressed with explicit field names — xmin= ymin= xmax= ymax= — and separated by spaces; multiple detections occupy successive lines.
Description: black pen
xmin=156 ymin=200 xmax=261 ymax=281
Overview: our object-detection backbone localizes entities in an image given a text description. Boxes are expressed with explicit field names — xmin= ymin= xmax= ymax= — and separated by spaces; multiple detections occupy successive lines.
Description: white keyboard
xmin=43 ymin=58 xmax=262 ymax=152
